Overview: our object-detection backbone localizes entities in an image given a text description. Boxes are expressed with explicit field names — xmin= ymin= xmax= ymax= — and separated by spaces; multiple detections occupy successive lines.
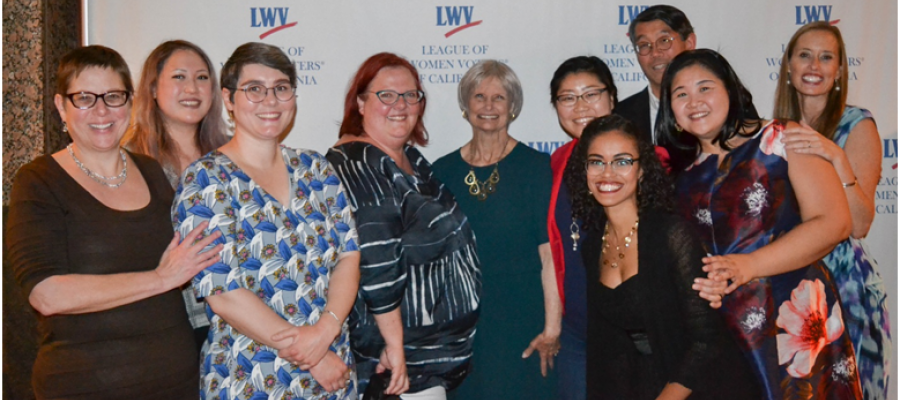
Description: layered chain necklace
xmin=600 ymin=218 xmax=639 ymax=268
xmin=68 ymin=144 xmax=128 ymax=189
xmin=464 ymin=136 xmax=510 ymax=201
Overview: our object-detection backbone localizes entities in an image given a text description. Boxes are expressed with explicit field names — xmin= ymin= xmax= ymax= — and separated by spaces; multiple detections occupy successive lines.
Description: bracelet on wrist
xmin=324 ymin=310 xmax=342 ymax=324
xmin=842 ymin=178 xmax=858 ymax=188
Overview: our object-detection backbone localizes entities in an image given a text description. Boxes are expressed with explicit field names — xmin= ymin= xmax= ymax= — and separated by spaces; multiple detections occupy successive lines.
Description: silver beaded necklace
xmin=67 ymin=144 xmax=128 ymax=189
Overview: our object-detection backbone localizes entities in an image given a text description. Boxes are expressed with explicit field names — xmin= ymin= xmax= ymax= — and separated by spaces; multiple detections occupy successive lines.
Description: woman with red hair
xmin=326 ymin=53 xmax=482 ymax=400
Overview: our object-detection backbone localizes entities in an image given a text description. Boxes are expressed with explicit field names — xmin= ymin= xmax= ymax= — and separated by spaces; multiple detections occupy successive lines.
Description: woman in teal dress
xmin=432 ymin=60 xmax=558 ymax=399
xmin=774 ymin=22 xmax=890 ymax=399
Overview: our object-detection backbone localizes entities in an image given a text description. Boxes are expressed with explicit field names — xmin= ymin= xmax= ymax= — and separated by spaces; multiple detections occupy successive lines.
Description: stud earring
xmin=462 ymin=110 xmax=468 ymax=119
xmin=510 ymin=113 xmax=516 ymax=120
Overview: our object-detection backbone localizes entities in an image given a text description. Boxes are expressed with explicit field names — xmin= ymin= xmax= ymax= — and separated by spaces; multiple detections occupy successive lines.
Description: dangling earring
xmin=462 ymin=110 xmax=468 ymax=119
xmin=834 ymin=79 xmax=840 ymax=92
xmin=62 ymin=122 xmax=68 ymax=133
xmin=675 ymin=123 xmax=683 ymax=132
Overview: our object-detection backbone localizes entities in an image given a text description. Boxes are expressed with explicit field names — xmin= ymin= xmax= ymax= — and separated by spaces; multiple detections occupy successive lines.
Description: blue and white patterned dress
xmin=824 ymin=106 xmax=891 ymax=400
xmin=172 ymin=146 xmax=359 ymax=400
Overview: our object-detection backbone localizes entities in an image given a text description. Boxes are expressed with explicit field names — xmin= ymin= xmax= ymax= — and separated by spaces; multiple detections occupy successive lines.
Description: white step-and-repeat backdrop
xmin=87 ymin=1 xmax=897 ymax=396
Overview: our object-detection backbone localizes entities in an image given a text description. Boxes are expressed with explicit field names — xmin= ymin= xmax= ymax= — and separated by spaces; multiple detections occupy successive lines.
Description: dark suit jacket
xmin=615 ymin=87 xmax=653 ymax=145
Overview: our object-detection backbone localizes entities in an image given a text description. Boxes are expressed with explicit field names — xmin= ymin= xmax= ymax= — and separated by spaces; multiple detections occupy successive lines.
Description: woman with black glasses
xmin=6 ymin=45 xmax=223 ymax=399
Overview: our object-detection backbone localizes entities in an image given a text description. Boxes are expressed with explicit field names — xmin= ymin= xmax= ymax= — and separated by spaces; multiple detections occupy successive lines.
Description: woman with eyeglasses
xmin=659 ymin=49 xmax=862 ymax=398
xmin=6 ymin=45 xmax=223 ymax=399
xmin=326 ymin=53 xmax=481 ymax=400
xmin=431 ymin=60 xmax=557 ymax=400
xmin=773 ymin=22 xmax=890 ymax=399
xmin=123 ymin=39 xmax=229 ymax=351
xmin=566 ymin=114 xmax=758 ymax=400
xmin=172 ymin=42 xmax=360 ymax=400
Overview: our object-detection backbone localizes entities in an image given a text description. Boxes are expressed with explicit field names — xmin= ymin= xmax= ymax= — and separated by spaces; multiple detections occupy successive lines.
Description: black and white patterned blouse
xmin=326 ymin=141 xmax=481 ymax=393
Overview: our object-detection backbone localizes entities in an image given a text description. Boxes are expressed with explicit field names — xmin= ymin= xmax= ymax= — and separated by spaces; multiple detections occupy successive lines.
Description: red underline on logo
xmin=259 ymin=22 xmax=298 ymax=40
xmin=445 ymin=20 xmax=483 ymax=38
xmin=829 ymin=19 xmax=841 ymax=25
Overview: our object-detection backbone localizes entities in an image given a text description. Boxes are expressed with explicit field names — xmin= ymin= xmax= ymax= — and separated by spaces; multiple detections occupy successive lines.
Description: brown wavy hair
xmin=122 ymin=40 xmax=227 ymax=176
xmin=773 ymin=22 xmax=848 ymax=140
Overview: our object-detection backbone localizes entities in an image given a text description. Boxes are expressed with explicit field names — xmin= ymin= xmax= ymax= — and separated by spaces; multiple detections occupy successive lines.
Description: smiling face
xmin=154 ymin=49 xmax=213 ymax=132
xmin=357 ymin=67 xmax=421 ymax=151
xmin=670 ymin=64 xmax=730 ymax=150
xmin=466 ymin=76 xmax=510 ymax=135
xmin=554 ymin=72 xmax=614 ymax=139
xmin=224 ymin=63 xmax=296 ymax=141
xmin=633 ymin=20 xmax=696 ymax=94
xmin=586 ymin=130 xmax=641 ymax=212
xmin=54 ymin=66 xmax=131 ymax=153
xmin=789 ymin=29 xmax=841 ymax=100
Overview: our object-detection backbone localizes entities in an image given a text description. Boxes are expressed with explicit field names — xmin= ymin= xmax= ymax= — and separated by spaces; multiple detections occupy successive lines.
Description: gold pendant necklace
xmin=465 ymin=165 xmax=499 ymax=201
xmin=600 ymin=218 xmax=639 ymax=268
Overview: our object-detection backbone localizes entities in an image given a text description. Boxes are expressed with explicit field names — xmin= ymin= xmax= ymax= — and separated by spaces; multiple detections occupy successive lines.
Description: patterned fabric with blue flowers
xmin=824 ymin=106 xmax=891 ymax=400
xmin=172 ymin=146 xmax=359 ymax=400
xmin=675 ymin=121 xmax=862 ymax=399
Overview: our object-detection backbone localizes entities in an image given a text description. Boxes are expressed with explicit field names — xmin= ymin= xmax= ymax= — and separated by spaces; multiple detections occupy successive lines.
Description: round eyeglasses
xmin=635 ymin=36 xmax=676 ymax=56
xmin=236 ymin=84 xmax=296 ymax=103
xmin=555 ymin=88 xmax=608 ymax=108
xmin=586 ymin=158 xmax=639 ymax=175
xmin=368 ymin=90 xmax=425 ymax=106
xmin=65 ymin=91 xmax=130 ymax=109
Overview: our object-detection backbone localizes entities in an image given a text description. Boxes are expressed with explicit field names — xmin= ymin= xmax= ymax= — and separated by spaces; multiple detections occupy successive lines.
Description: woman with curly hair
xmin=565 ymin=114 xmax=758 ymax=399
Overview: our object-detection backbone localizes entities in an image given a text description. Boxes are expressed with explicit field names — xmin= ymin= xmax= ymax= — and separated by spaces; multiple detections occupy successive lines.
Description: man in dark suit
xmin=615 ymin=5 xmax=696 ymax=145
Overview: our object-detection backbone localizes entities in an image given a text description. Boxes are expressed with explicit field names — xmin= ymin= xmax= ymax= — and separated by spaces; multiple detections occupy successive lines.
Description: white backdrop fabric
xmin=87 ymin=1 xmax=897 ymax=397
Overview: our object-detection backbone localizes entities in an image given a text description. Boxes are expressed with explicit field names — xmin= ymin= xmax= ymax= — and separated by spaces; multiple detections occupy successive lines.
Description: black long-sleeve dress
xmin=583 ymin=209 xmax=758 ymax=399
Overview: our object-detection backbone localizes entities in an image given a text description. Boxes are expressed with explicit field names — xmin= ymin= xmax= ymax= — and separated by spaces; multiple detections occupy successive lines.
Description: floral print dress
xmin=172 ymin=147 xmax=358 ymax=400
xmin=823 ymin=106 xmax=891 ymax=400
xmin=675 ymin=121 xmax=863 ymax=399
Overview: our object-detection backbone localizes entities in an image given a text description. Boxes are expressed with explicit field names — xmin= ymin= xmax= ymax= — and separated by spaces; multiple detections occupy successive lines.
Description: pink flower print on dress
xmin=759 ymin=123 xmax=787 ymax=159
xmin=776 ymin=279 xmax=845 ymax=378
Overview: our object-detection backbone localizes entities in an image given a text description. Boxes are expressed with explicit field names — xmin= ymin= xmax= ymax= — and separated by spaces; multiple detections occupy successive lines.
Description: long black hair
xmin=656 ymin=49 xmax=762 ymax=172
xmin=565 ymin=114 xmax=673 ymax=231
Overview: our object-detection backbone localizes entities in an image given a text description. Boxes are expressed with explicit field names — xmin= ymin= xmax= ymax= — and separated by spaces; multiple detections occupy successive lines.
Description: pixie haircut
xmin=56 ymin=45 xmax=134 ymax=96
xmin=123 ymin=40 xmax=227 ymax=176
xmin=774 ymin=22 xmax=848 ymax=141
xmin=549 ymin=56 xmax=618 ymax=108
xmin=565 ymin=114 xmax=673 ymax=231
xmin=339 ymin=52 xmax=428 ymax=147
xmin=220 ymin=42 xmax=296 ymax=102
xmin=457 ymin=60 xmax=523 ymax=122
xmin=628 ymin=5 xmax=695 ymax=45
xmin=656 ymin=49 xmax=761 ymax=172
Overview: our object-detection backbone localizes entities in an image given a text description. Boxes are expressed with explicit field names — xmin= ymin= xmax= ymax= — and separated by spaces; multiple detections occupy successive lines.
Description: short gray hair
xmin=457 ymin=60 xmax=523 ymax=122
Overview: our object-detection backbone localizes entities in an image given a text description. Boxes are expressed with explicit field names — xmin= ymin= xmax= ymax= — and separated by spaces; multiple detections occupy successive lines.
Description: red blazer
xmin=547 ymin=139 xmax=577 ymax=312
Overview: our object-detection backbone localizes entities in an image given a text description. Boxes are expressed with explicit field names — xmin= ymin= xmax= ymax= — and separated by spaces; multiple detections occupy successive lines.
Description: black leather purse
xmin=363 ymin=371 xmax=401 ymax=400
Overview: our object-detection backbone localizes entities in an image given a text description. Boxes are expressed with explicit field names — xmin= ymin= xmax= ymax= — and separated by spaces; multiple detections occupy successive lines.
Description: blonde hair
xmin=123 ymin=40 xmax=227 ymax=175
xmin=773 ymin=22 xmax=848 ymax=140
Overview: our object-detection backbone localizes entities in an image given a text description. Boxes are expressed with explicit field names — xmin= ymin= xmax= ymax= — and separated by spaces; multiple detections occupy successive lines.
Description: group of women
xmin=5 ymin=20 xmax=889 ymax=400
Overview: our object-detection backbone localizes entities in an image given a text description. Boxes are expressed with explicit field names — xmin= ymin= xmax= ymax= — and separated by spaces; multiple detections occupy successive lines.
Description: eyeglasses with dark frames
xmin=555 ymin=88 xmax=608 ymax=107
xmin=65 ymin=91 xmax=130 ymax=109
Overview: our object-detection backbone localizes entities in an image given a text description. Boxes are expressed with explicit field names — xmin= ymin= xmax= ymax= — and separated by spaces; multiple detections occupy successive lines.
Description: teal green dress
xmin=433 ymin=142 xmax=556 ymax=399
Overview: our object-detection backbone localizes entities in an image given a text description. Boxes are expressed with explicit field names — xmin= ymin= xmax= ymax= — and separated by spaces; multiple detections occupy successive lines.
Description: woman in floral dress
xmin=658 ymin=49 xmax=862 ymax=399
xmin=774 ymin=22 xmax=890 ymax=399
xmin=173 ymin=43 xmax=359 ymax=400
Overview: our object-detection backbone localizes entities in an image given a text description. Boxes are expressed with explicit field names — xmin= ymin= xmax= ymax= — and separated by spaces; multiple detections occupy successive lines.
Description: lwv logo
xmin=795 ymin=5 xmax=840 ymax=25
xmin=436 ymin=6 xmax=482 ymax=38
xmin=251 ymin=7 xmax=298 ymax=39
